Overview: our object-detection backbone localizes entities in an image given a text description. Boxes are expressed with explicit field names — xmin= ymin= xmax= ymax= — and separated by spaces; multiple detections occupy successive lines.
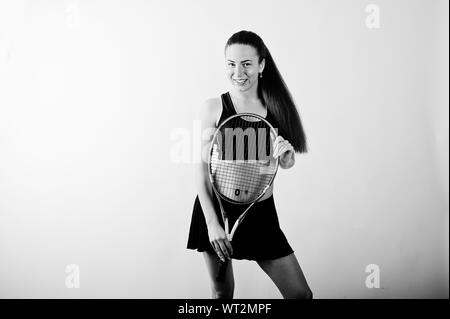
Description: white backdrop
xmin=0 ymin=0 xmax=448 ymax=298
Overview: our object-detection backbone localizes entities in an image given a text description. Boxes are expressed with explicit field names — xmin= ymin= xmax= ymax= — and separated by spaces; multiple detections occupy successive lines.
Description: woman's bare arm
xmin=194 ymin=98 xmax=233 ymax=260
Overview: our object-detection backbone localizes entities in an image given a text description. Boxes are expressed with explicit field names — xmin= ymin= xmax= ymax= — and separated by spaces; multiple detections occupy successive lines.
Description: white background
xmin=0 ymin=0 xmax=448 ymax=298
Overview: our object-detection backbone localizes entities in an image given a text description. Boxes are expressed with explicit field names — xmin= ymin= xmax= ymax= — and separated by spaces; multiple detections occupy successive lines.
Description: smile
xmin=233 ymin=79 xmax=248 ymax=85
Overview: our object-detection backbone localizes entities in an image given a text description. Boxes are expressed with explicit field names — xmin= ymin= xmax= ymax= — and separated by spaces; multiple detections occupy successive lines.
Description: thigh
xmin=257 ymin=253 xmax=312 ymax=299
xmin=202 ymin=251 xmax=235 ymax=299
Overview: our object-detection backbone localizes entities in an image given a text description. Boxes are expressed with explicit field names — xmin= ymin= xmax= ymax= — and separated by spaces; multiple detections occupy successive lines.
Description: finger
xmin=278 ymin=144 xmax=289 ymax=155
xmin=273 ymin=147 xmax=279 ymax=158
xmin=220 ymin=241 xmax=232 ymax=260
xmin=211 ymin=241 xmax=225 ymax=261
xmin=284 ymin=142 xmax=294 ymax=154
xmin=274 ymin=136 xmax=284 ymax=145
xmin=274 ymin=141 xmax=288 ymax=158
xmin=210 ymin=241 xmax=218 ymax=252
xmin=273 ymin=141 xmax=282 ymax=157
xmin=224 ymin=240 xmax=233 ymax=257
xmin=272 ymin=136 xmax=281 ymax=149
xmin=217 ymin=240 xmax=231 ymax=260
xmin=285 ymin=141 xmax=294 ymax=152
xmin=281 ymin=146 xmax=294 ymax=159
xmin=278 ymin=140 xmax=293 ymax=154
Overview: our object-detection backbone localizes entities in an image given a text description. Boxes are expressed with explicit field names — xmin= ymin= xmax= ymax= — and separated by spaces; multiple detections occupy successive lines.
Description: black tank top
xmin=217 ymin=92 xmax=276 ymax=161
xmin=218 ymin=92 xmax=276 ymax=128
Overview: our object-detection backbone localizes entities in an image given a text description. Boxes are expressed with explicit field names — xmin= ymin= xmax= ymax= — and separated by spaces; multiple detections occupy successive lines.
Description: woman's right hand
xmin=207 ymin=221 xmax=233 ymax=262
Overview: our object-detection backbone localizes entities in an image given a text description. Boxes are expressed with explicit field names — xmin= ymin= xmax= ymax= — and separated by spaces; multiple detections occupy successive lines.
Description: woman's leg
xmin=257 ymin=253 xmax=313 ymax=299
xmin=202 ymin=251 xmax=235 ymax=299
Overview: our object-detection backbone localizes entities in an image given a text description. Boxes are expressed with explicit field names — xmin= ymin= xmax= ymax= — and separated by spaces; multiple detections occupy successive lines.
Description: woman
xmin=187 ymin=30 xmax=312 ymax=299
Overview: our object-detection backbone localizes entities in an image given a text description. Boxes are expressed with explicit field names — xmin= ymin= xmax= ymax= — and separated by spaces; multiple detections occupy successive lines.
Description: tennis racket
xmin=208 ymin=113 xmax=279 ymax=282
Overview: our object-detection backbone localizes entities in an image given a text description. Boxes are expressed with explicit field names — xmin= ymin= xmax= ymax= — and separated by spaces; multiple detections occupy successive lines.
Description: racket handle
xmin=216 ymin=259 xmax=229 ymax=282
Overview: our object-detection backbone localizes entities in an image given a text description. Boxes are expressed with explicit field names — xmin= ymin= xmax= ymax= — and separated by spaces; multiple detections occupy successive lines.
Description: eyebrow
xmin=227 ymin=59 xmax=253 ymax=63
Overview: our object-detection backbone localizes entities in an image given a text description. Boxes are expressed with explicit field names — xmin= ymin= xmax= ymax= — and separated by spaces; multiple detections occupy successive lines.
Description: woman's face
xmin=225 ymin=44 xmax=265 ymax=92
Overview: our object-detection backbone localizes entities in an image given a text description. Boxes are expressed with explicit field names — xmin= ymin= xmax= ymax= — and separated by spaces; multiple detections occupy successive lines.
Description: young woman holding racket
xmin=187 ymin=30 xmax=313 ymax=299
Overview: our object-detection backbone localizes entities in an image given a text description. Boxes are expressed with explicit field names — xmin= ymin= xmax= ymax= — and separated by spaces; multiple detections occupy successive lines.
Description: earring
xmin=259 ymin=73 xmax=263 ymax=78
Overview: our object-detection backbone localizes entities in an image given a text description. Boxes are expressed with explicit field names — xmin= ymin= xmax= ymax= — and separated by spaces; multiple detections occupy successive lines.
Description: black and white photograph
xmin=0 ymin=0 xmax=448 ymax=308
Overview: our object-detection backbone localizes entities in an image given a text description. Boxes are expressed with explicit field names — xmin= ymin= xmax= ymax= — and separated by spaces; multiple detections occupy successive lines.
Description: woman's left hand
xmin=272 ymin=135 xmax=295 ymax=169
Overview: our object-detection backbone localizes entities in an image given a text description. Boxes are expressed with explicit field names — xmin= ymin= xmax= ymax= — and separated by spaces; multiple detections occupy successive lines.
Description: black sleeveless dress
xmin=186 ymin=92 xmax=294 ymax=261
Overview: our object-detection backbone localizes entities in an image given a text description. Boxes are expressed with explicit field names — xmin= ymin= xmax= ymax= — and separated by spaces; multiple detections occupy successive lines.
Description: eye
xmin=227 ymin=62 xmax=235 ymax=67
xmin=243 ymin=63 xmax=252 ymax=67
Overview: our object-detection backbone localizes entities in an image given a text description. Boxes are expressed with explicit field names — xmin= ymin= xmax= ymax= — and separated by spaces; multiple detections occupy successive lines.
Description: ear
xmin=259 ymin=58 xmax=265 ymax=73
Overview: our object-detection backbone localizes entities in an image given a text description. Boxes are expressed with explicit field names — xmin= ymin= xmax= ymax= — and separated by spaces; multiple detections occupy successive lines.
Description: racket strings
xmin=210 ymin=115 xmax=277 ymax=204
xmin=219 ymin=117 xmax=271 ymax=162
xmin=210 ymin=159 xmax=274 ymax=199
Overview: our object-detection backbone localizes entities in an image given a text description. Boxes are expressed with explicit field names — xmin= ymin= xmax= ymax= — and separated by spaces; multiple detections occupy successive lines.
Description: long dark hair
xmin=225 ymin=30 xmax=308 ymax=153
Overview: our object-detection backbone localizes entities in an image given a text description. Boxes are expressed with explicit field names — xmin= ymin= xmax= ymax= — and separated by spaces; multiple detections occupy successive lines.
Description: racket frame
xmin=207 ymin=113 xmax=279 ymax=281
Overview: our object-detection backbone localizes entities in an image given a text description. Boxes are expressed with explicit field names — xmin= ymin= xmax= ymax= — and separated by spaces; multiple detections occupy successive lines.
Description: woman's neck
xmin=230 ymin=88 xmax=259 ymax=104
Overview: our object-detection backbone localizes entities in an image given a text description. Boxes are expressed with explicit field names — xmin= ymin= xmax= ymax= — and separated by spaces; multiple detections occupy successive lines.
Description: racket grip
xmin=216 ymin=259 xmax=229 ymax=282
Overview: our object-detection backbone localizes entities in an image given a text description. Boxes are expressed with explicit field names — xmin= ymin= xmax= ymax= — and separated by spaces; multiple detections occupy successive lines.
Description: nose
xmin=234 ymin=64 xmax=244 ymax=77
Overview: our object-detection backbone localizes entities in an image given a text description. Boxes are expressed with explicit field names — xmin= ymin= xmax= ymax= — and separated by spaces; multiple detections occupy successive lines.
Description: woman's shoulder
xmin=198 ymin=96 xmax=223 ymax=127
